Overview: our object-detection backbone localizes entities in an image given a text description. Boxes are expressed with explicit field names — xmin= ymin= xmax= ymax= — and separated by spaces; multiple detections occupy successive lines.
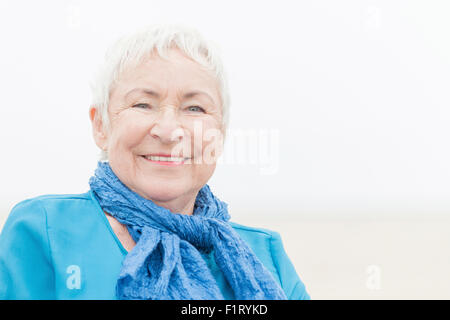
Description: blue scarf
xmin=89 ymin=161 xmax=287 ymax=300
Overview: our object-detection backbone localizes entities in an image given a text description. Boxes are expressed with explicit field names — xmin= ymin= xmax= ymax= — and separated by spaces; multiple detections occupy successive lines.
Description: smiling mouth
xmin=140 ymin=155 xmax=191 ymax=166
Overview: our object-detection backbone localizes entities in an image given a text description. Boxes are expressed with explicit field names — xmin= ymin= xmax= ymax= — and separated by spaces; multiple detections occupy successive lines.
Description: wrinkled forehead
xmin=111 ymin=48 xmax=221 ymax=104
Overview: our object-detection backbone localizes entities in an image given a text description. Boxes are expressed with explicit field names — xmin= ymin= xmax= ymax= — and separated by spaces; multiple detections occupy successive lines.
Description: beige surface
xmin=237 ymin=218 xmax=450 ymax=300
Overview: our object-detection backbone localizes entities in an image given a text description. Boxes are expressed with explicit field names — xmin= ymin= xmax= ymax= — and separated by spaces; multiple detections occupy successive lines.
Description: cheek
xmin=185 ymin=121 xmax=223 ymax=161
xmin=202 ymin=124 xmax=224 ymax=161
xmin=109 ymin=119 xmax=149 ymax=151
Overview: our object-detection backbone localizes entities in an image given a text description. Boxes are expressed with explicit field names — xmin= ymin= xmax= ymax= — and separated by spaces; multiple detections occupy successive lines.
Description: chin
xmin=138 ymin=182 xmax=190 ymax=202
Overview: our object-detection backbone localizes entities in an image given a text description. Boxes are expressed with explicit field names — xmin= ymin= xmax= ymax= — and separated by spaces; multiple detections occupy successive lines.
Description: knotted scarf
xmin=89 ymin=161 xmax=287 ymax=300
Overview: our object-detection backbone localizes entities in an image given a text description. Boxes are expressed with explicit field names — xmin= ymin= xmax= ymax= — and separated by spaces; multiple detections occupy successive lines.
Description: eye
xmin=186 ymin=105 xmax=205 ymax=113
xmin=132 ymin=103 xmax=151 ymax=109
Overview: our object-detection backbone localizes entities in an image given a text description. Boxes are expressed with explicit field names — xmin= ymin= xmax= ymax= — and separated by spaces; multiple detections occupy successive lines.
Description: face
xmin=90 ymin=48 xmax=224 ymax=206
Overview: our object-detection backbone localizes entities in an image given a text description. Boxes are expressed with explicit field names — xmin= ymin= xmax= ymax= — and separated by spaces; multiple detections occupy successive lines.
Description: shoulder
xmin=15 ymin=192 xmax=94 ymax=209
xmin=229 ymin=221 xmax=280 ymax=259
xmin=8 ymin=192 xmax=93 ymax=214
xmin=0 ymin=194 xmax=95 ymax=299
xmin=1 ymin=192 xmax=97 ymax=241
xmin=229 ymin=221 xmax=310 ymax=300
xmin=5 ymin=191 xmax=97 ymax=223
xmin=229 ymin=221 xmax=285 ymax=255
xmin=229 ymin=221 xmax=279 ymax=238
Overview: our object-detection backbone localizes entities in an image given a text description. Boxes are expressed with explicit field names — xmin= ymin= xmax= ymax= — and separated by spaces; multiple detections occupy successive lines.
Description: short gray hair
xmin=90 ymin=24 xmax=230 ymax=160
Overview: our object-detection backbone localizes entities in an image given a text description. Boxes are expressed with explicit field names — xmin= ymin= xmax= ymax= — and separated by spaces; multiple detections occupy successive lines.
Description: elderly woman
xmin=0 ymin=25 xmax=309 ymax=300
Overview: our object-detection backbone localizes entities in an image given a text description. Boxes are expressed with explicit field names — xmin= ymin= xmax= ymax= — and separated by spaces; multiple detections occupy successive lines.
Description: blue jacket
xmin=0 ymin=191 xmax=310 ymax=300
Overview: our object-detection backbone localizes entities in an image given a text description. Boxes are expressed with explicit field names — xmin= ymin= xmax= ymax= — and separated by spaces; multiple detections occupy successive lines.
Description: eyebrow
xmin=125 ymin=88 xmax=159 ymax=99
xmin=125 ymin=88 xmax=216 ymax=104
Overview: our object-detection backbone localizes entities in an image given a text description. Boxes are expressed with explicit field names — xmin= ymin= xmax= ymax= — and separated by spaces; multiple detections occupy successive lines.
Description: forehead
xmin=114 ymin=48 xmax=220 ymax=101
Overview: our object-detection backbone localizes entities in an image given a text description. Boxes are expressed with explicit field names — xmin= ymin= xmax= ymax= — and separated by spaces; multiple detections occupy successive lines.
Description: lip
xmin=140 ymin=154 xmax=190 ymax=167
xmin=145 ymin=153 xmax=175 ymax=157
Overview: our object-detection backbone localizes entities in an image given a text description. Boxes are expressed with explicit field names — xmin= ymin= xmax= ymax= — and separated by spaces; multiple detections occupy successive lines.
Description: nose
xmin=149 ymin=106 xmax=185 ymax=144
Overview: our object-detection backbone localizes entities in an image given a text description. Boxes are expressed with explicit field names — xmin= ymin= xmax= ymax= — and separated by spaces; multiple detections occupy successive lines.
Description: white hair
xmin=89 ymin=24 xmax=230 ymax=160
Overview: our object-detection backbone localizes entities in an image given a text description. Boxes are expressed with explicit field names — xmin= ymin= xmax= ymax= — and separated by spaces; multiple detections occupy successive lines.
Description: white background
xmin=0 ymin=0 xmax=449 ymax=299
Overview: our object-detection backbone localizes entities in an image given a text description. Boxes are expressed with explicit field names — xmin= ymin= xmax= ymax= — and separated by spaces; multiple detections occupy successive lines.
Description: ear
xmin=89 ymin=106 xmax=108 ymax=151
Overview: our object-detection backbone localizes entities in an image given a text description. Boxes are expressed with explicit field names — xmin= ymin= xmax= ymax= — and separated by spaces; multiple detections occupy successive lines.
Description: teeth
xmin=145 ymin=156 xmax=186 ymax=162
